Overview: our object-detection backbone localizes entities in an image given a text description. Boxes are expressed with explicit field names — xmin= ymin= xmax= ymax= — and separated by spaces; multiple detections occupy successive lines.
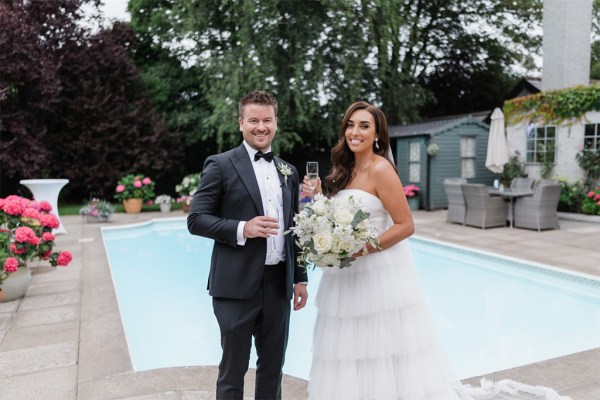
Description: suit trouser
xmin=212 ymin=262 xmax=290 ymax=400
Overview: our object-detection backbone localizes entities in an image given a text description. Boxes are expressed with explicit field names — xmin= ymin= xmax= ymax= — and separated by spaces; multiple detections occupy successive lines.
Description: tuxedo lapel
xmin=230 ymin=145 xmax=264 ymax=215
xmin=274 ymin=157 xmax=292 ymax=229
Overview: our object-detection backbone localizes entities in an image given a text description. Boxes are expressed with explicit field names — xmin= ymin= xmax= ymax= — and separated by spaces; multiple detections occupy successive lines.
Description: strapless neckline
xmin=338 ymin=188 xmax=382 ymax=204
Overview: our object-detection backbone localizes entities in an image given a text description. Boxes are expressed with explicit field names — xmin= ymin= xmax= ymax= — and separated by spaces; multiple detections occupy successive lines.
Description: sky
xmin=99 ymin=0 xmax=130 ymax=21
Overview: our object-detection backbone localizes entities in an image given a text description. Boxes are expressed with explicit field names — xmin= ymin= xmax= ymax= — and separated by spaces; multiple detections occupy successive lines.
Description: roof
xmin=389 ymin=111 xmax=490 ymax=138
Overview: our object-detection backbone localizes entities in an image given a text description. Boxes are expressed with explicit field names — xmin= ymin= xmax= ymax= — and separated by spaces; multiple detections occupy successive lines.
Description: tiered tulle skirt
xmin=308 ymin=240 xmax=570 ymax=400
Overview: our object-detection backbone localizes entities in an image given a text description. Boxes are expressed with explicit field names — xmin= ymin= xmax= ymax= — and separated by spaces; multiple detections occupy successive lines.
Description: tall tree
xmin=0 ymin=0 xmax=181 ymax=199
xmin=127 ymin=0 xmax=543 ymax=157
xmin=591 ymin=0 xmax=600 ymax=80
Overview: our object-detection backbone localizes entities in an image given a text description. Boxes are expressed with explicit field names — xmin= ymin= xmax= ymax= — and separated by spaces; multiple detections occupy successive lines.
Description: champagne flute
xmin=306 ymin=161 xmax=319 ymax=189
xmin=266 ymin=206 xmax=280 ymax=253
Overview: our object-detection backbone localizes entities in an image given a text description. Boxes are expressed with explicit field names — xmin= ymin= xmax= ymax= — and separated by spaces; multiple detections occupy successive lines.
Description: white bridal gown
xmin=308 ymin=189 xmax=570 ymax=400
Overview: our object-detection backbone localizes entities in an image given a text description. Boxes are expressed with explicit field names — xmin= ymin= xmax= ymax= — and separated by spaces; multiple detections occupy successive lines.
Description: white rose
xmin=311 ymin=198 xmax=327 ymax=215
xmin=333 ymin=208 xmax=354 ymax=225
xmin=331 ymin=238 xmax=351 ymax=254
xmin=312 ymin=231 xmax=333 ymax=254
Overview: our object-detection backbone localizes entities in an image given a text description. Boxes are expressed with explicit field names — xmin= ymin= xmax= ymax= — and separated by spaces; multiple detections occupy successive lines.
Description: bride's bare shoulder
xmin=370 ymin=155 xmax=396 ymax=174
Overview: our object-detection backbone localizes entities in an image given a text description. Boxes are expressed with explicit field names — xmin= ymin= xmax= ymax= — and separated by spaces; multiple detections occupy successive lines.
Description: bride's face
xmin=344 ymin=109 xmax=377 ymax=153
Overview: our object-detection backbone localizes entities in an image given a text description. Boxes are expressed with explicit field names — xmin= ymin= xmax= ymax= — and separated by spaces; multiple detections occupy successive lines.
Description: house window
xmin=584 ymin=123 xmax=600 ymax=151
xmin=460 ymin=137 xmax=475 ymax=178
xmin=408 ymin=142 xmax=420 ymax=182
xmin=526 ymin=126 xmax=556 ymax=163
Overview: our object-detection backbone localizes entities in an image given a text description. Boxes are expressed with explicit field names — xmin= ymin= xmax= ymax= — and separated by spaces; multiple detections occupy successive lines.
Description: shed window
xmin=526 ymin=126 xmax=556 ymax=163
xmin=460 ymin=137 xmax=475 ymax=178
xmin=584 ymin=123 xmax=600 ymax=151
xmin=409 ymin=142 xmax=420 ymax=183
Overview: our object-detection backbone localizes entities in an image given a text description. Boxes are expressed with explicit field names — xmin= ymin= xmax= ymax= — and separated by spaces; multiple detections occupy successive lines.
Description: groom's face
xmin=239 ymin=104 xmax=278 ymax=152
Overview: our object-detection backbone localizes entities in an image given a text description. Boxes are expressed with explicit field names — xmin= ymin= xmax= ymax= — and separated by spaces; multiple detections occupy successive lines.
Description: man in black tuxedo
xmin=187 ymin=90 xmax=308 ymax=400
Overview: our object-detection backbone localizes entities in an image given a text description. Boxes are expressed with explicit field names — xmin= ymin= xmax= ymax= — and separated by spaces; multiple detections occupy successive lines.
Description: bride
xmin=302 ymin=101 xmax=570 ymax=400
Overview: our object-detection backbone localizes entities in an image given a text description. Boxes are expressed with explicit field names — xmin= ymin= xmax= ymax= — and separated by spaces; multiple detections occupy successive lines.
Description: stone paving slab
xmin=0 ymin=320 xmax=79 ymax=351
xmin=78 ymin=316 xmax=133 ymax=384
xmin=0 ymin=365 xmax=77 ymax=400
xmin=0 ymin=313 xmax=12 ymax=330
xmin=19 ymin=290 xmax=80 ymax=311
xmin=27 ymin=279 xmax=82 ymax=297
xmin=13 ymin=303 xmax=80 ymax=328
xmin=0 ymin=341 xmax=78 ymax=379
xmin=77 ymin=366 xmax=307 ymax=400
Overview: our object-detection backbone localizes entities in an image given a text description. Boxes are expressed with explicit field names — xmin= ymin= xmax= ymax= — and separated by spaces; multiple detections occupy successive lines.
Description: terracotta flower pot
xmin=123 ymin=198 xmax=143 ymax=214
xmin=181 ymin=203 xmax=191 ymax=213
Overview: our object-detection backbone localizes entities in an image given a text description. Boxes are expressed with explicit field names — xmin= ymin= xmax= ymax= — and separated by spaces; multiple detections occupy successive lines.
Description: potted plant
xmin=404 ymin=184 xmax=420 ymax=211
xmin=0 ymin=195 xmax=73 ymax=302
xmin=176 ymin=173 xmax=201 ymax=213
xmin=114 ymin=174 xmax=156 ymax=214
xmin=155 ymin=195 xmax=174 ymax=213
xmin=79 ymin=198 xmax=115 ymax=222
xmin=176 ymin=195 xmax=193 ymax=213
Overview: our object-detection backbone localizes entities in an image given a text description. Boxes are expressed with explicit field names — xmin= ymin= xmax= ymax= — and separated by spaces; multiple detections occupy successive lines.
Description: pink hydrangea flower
xmin=41 ymin=250 xmax=52 ymax=260
xmin=134 ymin=180 xmax=142 ymax=188
xmin=588 ymin=191 xmax=595 ymax=198
xmin=116 ymin=184 xmax=126 ymax=193
xmin=0 ymin=198 xmax=5 ymax=210
xmin=57 ymin=251 xmax=73 ymax=266
xmin=21 ymin=207 xmax=41 ymax=221
xmin=38 ymin=201 xmax=52 ymax=212
xmin=142 ymin=177 xmax=151 ymax=185
xmin=3 ymin=197 xmax=25 ymax=215
xmin=40 ymin=213 xmax=60 ymax=229
xmin=10 ymin=243 xmax=26 ymax=254
xmin=14 ymin=226 xmax=37 ymax=243
xmin=4 ymin=257 xmax=19 ymax=273
xmin=42 ymin=232 xmax=56 ymax=242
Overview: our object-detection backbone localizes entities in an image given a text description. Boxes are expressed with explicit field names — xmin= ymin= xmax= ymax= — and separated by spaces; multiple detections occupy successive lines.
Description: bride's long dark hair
xmin=325 ymin=101 xmax=395 ymax=196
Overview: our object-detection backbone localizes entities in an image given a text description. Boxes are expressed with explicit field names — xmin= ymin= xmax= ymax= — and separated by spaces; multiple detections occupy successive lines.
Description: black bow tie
xmin=254 ymin=151 xmax=274 ymax=162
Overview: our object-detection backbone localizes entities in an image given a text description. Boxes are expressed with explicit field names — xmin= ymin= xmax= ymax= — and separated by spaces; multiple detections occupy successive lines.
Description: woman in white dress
xmin=302 ymin=101 xmax=570 ymax=400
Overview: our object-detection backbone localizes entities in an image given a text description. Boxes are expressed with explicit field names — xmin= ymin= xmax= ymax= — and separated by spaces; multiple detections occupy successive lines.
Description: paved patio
xmin=0 ymin=210 xmax=599 ymax=400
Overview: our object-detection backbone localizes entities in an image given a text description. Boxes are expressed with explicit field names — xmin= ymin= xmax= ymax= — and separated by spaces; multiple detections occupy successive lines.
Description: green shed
xmin=390 ymin=113 xmax=497 ymax=210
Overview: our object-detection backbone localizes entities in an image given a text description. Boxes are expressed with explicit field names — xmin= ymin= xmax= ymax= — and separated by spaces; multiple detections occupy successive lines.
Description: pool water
xmin=102 ymin=218 xmax=600 ymax=380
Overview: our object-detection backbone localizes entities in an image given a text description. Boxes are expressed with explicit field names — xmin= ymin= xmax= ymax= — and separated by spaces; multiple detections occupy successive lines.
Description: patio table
xmin=20 ymin=179 xmax=69 ymax=234
xmin=488 ymin=187 xmax=534 ymax=229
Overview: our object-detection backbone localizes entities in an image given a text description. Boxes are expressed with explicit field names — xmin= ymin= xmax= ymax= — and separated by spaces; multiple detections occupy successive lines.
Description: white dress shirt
xmin=236 ymin=141 xmax=286 ymax=265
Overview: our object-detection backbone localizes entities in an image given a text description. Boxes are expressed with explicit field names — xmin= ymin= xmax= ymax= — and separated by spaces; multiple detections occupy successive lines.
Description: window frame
xmin=526 ymin=125 xmax=557 ymax=164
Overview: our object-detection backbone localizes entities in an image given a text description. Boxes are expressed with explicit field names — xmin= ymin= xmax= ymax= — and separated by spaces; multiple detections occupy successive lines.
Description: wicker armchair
xmin=510 ymin=177 xmax=534 ymax=190
xmin=514 ymin=183 xmax=562 ymax=231
xmin=462 ymin=184 xmax=507 ymax=229
xmin=443 ymin=178 xmax=467 ymax=225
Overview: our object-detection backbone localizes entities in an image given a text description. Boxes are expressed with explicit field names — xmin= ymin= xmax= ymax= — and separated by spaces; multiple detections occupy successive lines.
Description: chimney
xmin=542 ymin=0 xmax=593 ymax=91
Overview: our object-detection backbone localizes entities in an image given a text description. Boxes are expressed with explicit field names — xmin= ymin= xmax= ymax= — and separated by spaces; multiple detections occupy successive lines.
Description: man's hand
xmin=243 ymin=216 xmax=279 ymax=239
xmin=293 ymin=284 xmax=308 ymax=311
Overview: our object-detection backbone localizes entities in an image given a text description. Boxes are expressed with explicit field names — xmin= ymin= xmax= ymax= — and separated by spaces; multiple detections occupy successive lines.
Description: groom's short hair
xmin=239 ymin=91 xmax=278 ymax=118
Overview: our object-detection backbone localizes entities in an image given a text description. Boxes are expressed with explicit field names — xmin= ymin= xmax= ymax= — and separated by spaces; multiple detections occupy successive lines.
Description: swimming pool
xmin=102 ymin=218 xmax=600 ymax=380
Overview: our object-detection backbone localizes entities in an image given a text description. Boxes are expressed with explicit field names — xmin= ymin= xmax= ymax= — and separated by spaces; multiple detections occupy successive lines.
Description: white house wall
xmin=506 ymin=111 xmax=600 ymax=183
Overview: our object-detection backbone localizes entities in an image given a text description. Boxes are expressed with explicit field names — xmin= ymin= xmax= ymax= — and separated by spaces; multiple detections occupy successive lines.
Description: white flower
xmin=277 ymin=162 xmax=293 ymax=186
xmin=311 ymin=196 xmax=328 ymax=215
xmin=333 ymin=208 xmax=354 ymax=225
xmin=287 ymin=194 xmax=379 ymax=269
xmin=312 ymin=231 xmax=333 ymax=254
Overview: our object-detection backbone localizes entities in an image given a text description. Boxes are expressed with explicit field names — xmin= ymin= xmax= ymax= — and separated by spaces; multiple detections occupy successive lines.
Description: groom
xmin=187 ymin=90 xmax=308 ymax=400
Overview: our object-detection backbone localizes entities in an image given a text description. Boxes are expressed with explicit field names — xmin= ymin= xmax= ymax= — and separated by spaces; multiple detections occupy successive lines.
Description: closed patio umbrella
xmin=485 ymin=107 xmax=509 ymax=174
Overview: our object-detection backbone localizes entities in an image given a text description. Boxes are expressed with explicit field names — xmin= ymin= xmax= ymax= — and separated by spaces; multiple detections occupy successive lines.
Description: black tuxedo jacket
xmin=187 ymin=144 xmax=307 ymax=300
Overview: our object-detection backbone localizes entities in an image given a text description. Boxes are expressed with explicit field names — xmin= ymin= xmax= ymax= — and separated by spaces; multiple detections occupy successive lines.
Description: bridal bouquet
xmin=288 ymin=193 xmax=379 ymax=269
